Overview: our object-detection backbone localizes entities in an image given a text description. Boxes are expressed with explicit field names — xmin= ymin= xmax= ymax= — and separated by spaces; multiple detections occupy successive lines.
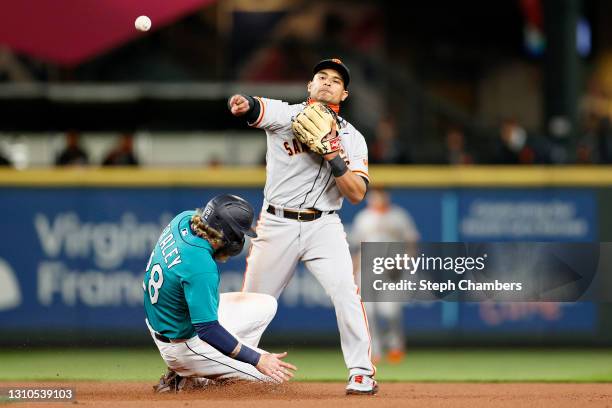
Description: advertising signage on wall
xmin=0 ymin=187 xmax=598 ymax=338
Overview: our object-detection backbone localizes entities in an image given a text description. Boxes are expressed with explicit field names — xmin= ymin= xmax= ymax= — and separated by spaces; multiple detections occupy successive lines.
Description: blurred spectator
xmin=55 ymin=131 xmax=89 ymax=166
xmin=371 ymin=116 xmax=410 ymax=164
xmin=576 ymin=139 xmax=595 ymax=164
xmin=578 ymin=69 xmax=612 ymax=163
xmin=102 ymin=133 xmax=139 ymax=166
xmin=239 ymin=4 xmax=384 ymax=82
xmin=350 ymin=187 xmax=420 ymax=364
xmin=597 ymin=117 xmax=612 ymax=163
xmin=444 ymin=126 xmax=473 ymax=165
xmin=0 ymin=150 xmax=12 ymax=167
xmin=494 ymin=118 xmax=548 ymax=164
xmin=240 ymin=38 xmax=315 ymax=82
xmin=207 ymin=156 xmax=223 ymax=168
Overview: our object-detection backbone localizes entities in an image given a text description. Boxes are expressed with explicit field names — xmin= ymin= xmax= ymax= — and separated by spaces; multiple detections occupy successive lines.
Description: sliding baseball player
xmin=144 ymin=194 xmax=296 ymax=391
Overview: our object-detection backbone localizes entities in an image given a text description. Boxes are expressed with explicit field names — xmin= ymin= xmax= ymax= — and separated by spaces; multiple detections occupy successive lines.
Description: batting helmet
xmin=200 ymin=194 xmax=257 ymax=257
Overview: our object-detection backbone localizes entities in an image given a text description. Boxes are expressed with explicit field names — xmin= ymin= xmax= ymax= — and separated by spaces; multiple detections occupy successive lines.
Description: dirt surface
xmin=1 ymin=381 xmax=611 ymax=408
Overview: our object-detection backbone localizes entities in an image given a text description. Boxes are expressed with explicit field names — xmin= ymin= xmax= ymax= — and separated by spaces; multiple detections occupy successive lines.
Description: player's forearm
xmin=324 ymin=152 xmax=367 ymax=204
xmin=194 ymin=321 xmax=261 ymax=366
xmin=334 ymin=171 xmax=367 ymax=204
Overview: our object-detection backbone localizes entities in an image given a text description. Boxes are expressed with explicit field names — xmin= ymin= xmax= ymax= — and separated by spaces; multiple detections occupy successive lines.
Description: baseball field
xmin=1 ymin=348 xmax=611 ymax=407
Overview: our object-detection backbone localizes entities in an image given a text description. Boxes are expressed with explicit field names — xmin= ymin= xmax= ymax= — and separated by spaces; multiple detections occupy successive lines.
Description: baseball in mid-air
xmin=135 ymin=15 xmax=152 ymax=32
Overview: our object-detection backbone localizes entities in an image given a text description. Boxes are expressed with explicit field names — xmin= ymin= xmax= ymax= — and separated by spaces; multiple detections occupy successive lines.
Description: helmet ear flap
xmin=222 ymin=232 xmax=245 ymax=257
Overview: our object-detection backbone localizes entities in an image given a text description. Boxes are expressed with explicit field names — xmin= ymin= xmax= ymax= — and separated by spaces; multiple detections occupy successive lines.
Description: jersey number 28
xmin=146 ymin=251 xmax=164 ymax=304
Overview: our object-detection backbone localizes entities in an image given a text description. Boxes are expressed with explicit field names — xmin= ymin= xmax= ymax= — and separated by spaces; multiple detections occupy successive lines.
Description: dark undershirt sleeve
xmin=194 ymin=321 xmax=261 ymax=366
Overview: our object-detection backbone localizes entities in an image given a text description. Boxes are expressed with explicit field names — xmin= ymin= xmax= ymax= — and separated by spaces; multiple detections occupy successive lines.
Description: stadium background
xmin=1 ymin=0 xmax=612 ymax=387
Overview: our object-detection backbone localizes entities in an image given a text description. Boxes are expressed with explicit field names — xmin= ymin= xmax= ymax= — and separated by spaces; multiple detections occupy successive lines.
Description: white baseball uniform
xmin=351 ymin=204 xmax=420 ymax=357
xmin=147 ymin=292 xmax=277 ymax=382
xmin=242 ymin=97 xmax=374 ymax=377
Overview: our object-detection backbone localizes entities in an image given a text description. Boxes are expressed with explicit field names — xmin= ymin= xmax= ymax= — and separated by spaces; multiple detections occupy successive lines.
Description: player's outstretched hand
xmin=256 ymin=352 xmax=297 ymax=383
xmin=228 ymin=94 xmax=250 ymax=116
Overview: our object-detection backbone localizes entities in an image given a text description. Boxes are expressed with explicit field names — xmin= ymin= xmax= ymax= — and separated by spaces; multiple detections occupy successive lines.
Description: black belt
xmin=267 ymin=205 xmax=334 ymax=222
xmin=155 ymin=333 xmax=189 ymax=344
xmin=155 ymin=332 xmax=171 ymax=343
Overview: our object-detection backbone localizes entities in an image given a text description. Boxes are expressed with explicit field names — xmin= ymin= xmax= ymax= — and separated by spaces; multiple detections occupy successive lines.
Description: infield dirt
xmin=1 ymin=381 xmax=611 ymax=408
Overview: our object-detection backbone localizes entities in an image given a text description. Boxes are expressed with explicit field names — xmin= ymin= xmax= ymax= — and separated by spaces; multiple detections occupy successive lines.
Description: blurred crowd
xmin=368 ymin=110 xmax=612 ymax=166
xmin=1 ymin=113 xmax=612 ymax=168
xmin=55 ymin=132 xmax=140 ymax=167
xmin=2 ymin=1 xmax=612 ymax=167
xmin=0 ymin=132 xmax=141 ymax=168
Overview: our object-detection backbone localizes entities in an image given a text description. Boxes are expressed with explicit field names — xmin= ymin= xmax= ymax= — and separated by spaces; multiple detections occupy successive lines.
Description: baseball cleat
xmin=153 ymin=370 xmax=214 ymax=393
xmin=345 ymin=374 xmax=378 ymax=395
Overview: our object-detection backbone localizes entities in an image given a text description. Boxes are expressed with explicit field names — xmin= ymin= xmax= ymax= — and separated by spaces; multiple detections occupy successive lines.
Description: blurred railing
xmin=2 ymin=165 xmax=612 ymax=187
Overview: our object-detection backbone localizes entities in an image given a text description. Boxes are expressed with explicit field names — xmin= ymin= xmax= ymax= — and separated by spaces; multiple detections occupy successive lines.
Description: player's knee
xmin=258 ymin=293 xmax=278 ymax=320
xmin=239 ymin=291 xmax=278 ymax=319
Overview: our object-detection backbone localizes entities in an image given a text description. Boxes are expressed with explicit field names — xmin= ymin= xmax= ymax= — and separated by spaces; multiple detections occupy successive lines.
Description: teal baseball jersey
xmin=144 ymin=210 xmax=220 ymax=339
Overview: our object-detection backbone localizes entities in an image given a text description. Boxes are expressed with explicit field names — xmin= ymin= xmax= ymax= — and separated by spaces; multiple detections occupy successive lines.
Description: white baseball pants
xmin=147 ymin=292 xmax=277 ymax=382
xmin=243 ymin=210 xmax=375 ymax=377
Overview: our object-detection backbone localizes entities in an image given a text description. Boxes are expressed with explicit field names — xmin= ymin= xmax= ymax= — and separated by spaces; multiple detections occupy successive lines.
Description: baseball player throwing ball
xmin=228 ymin=58 xmax=376 ymax=395
xmin=144 ymin=194 xmax=296 ymax=392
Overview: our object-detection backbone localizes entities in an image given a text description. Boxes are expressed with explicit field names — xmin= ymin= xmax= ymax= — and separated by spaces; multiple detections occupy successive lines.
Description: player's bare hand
xmin=229 ymin=94 xmax=251 ymax=116
xmin=256 ymin=352 xmax=297 ymax=383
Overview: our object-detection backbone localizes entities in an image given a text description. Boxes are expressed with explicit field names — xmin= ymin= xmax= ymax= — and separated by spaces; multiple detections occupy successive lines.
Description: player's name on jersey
xmin=155 ymin=225 xmax=182 ymax=269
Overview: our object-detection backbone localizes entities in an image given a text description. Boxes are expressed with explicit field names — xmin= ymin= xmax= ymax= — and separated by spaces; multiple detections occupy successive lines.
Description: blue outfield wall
xmin=0 ymin=187 xmax=600 ymax=342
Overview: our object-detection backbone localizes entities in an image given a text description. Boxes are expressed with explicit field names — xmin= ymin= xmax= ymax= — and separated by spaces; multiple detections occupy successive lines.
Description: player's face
xmin=307 ymin=69 xmax=348 ymax=105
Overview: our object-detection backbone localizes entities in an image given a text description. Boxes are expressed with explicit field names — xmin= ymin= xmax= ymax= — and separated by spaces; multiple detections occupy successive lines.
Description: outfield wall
xmin=0 ymin=166 xmax=610 ymax=346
